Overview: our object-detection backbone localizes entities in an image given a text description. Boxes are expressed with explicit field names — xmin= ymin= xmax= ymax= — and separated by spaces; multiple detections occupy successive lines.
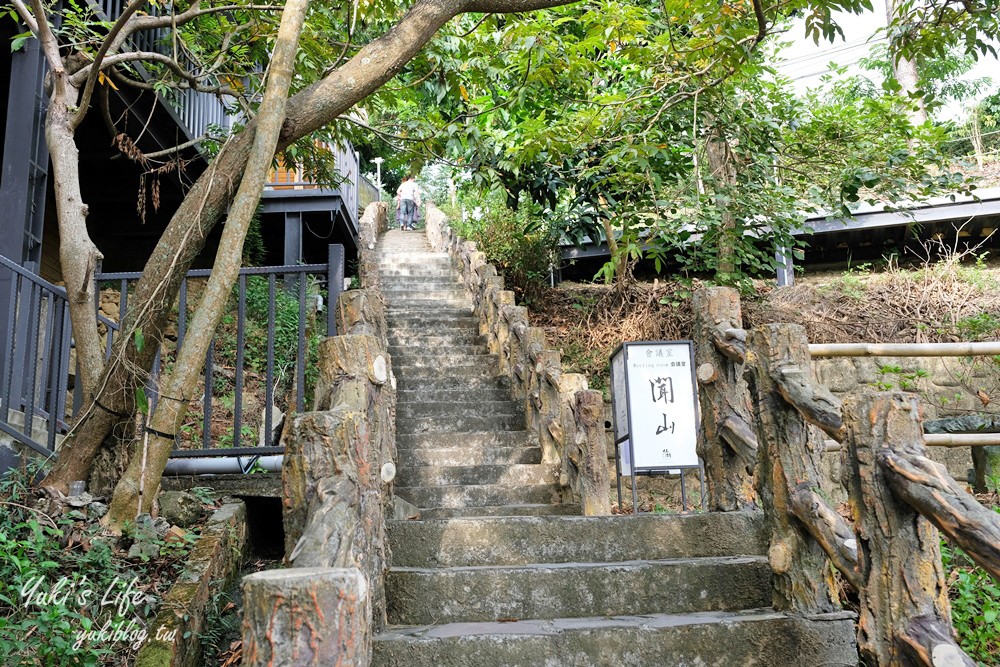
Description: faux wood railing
xmin=241 ymin=203 xmax=394 ymax=667
xmin=694 ymin=286 xmax=1000 ymax=667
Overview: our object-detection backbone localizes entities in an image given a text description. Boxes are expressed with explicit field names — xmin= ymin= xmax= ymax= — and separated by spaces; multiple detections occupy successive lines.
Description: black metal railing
xmin=0 ymin=245 xmax=344 ymax=458
xmin=86 ymin=0 xmax=231 ymax=143
xmin=0 ymin=255 xmax=72 ymax=457
xmin=95 ymin=245 xmax=345 ymax=456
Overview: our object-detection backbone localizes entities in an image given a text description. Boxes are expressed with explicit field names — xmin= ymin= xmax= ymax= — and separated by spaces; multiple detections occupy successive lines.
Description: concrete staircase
xmin=373 ymin=229 xmax=857 ymax=666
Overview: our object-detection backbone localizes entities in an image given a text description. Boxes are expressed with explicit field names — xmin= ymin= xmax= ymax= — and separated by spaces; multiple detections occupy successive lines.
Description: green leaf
xmin=134 ymin=330 xmax=145 ymax=353
xmin=136 ymin=387 xmax=149 ymax=415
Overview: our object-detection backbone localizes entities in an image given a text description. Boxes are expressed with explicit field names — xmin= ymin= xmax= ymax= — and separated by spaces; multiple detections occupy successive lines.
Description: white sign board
xmin=610 ymin=341 xmax=700 ymax=474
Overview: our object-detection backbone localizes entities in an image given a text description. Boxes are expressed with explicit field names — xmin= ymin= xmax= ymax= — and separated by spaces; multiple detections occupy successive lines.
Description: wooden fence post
xmin=692 ymin=286 xmax=757 ymax=511
xmin=745 ymin=323 xmax=841 ymax=613
xmin=842 ymin=391 xmax=975 ymax=667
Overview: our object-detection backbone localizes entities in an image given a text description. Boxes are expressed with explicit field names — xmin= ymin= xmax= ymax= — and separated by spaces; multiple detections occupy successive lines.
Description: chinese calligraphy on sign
xmin=609 ymin=341 xmax=700 ymax=473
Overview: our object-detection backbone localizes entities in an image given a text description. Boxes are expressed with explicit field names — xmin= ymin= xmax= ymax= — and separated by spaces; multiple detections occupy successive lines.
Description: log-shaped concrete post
xmin=842 ymin=391 xmax=975 ymax=667
xmin=242 ymin=567 xmax=370 ymax=667
xmin=744 ymin=323 xmax=840 ymax=613
xmin=692 ymin=286 xmax=756 ymax=511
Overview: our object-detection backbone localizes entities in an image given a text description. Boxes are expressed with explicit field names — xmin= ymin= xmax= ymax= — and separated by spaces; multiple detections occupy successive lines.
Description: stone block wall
xmin=813 ymin=355 xmax=999 ymax=486
xmin=426 ymin=205 xmax=611 ymax=515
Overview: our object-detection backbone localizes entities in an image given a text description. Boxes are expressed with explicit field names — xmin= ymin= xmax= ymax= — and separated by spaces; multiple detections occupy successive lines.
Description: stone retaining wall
xmin=813 ymin=354 xmax=1000 ymax=486
xmin=136 ymin=501 xmax=249 ymax=667
xmin=426 ymin=205 xmax=610 ymax=515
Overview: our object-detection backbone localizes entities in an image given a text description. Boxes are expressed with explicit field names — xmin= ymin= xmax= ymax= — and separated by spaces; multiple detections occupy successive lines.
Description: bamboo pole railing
xmin=810 ymin=342 xmax=1000 ymax=357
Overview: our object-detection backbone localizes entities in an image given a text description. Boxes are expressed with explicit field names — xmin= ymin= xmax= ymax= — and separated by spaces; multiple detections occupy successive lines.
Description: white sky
xmin=774 ymin=9 xmax=998 ymax=120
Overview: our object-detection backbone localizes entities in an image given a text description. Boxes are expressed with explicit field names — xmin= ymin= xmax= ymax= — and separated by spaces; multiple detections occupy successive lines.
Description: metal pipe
xmin=810 ymin=342 xmax=1000 ymax=357
xmin=163 ymin=454 xmax=283 ymax=475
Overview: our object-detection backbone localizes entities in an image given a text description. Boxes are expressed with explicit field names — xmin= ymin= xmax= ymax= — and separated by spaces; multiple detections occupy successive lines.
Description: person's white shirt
xmin=398 ymin=180 xmax=420 ymax=204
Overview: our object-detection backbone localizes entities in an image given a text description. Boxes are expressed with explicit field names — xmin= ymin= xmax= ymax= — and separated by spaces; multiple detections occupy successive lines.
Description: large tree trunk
xmin=704 ymin=124 xmax=738 ymax=281
xmin=102 ymin=0 xmax=310 ymax=529
xmin=47 ymin=96 xmax=105 ymax=401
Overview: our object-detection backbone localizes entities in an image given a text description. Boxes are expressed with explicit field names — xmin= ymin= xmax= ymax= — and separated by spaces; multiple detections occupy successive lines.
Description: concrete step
xmin=387 ymin=328 xmax=482 ymax=342
xmin=387 ymin=334 xmax=487 ymax=348
xmin=394 ymin=366 xmax=504 ymax=382
xmin=396 ymin=376 xmax=509 ymax=392
xmin=395 ymin=483 xmax=561 ymax=509
xmin=390 ymin=348 xmax=493 ymax=362
xmin=396 ymin=413 xmax=525 ymax=434
xmin=381 ymin=288 xmax=468 ymax=297
xmin=386 ymin=556 xmax=771 ymax=625
xmin=396 ymin=463 xmax=559 ymax=488
xmin=396 ymin=388 xmax=512 ymax=403
xmin=385 ymin=313 xmax=479 ymax=326
xmin=413 ymin=504 xmax=581 ymax=519
xmin=396 ymin=445 xmax=543 ymax=468
xmin=390 ymin=353 xmax=498 ymax=369
xmin=396 ymin=431 xmax=533 ymax=450
xmin=379 ymin=270 xmax=456 ymax=278
xmin=388 ymin=513 xmax=767 ymax=567
xmin=372 ymin=610 xmax=858 ymax=667
xmin=396 ymin=401 xmax=523 ymax=419
xmin=379 ymin=281 xmax=464 ymax=290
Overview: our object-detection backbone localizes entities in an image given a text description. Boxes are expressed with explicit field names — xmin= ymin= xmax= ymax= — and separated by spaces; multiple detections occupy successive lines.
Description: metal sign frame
xmin=609 ymin=340 xmax=706 ymax=515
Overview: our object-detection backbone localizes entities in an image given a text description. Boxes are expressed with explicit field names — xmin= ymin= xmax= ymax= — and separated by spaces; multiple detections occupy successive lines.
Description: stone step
xmin=396 ymin=401 xmax=523 ymax=419
xmin=385 ymin=313 xmax=479 ymax=326
xmin=378 ymin=281 xmax=464 ymax=290
xmin=396 ymin=376 xmax=509 ymax=392
xmin=396 ymin=445 xmax=543 ymax=468
xmin=396 ymin=413 xmax=524 ymax=434
xmin=389 ymin=347 xmax=492 ymax=361
xmin=381 ymin=288 xmax=468 ymax=297
xmin=388 ymin=328 xmax=482 ymax=342
xmin=396 ymin=463 xmax=559 ymax=488
xmin=378 ymin=270 xmax=457 ymax=278
xmin=394 ymin=366 xmax=504 ymax=382
xmin=387 ymin=334 xmax=487 ymax=348
xmin=386 ymin=556 xmax=771 ymax=625
xmin=390 ymin=353 xmax=498 ymax=368
xmin=413 ymin=504 xmax=581 ymax=519
xmin=396 ymin=387 xmax=512 ymax=403
xmin=387 ymin=308 xmax=476 ymax=318
xmin=396 ymin=431 xmax=533 ymax=450
xmin=388 ymin=513 xmax=767 ymax=568
xmin=395 ymin=483 xmax=561 ymax=509
xmin=372 ymin=610 xmax=858 ymax=667
xmin=383 ymin=301 xmax=474 ymax=311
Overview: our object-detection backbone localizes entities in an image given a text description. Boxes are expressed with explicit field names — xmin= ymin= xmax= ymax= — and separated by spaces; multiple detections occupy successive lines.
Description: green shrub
xmin=453 ymin=198 xmax=559 ymax=302
xmin=942 ymin=530 xmax=1000 ymax=664
xmin=0 ymin=465 xmax=198 ymax=666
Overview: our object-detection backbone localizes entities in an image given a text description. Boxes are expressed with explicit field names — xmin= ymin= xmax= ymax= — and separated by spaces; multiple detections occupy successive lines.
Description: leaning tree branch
xmin=880 ymin=447 xmax=1000 ymax=581
xmin=10 ymin=0 xmax=39 ymax=36
xmin=106 ymin=63 xmax=242 ymax=98
xmin=27 ymin=0 xmax=64 ymax=88
xmin=130 ymin=3 xmax=284 ymax=32
xmin=43 ymin=0 xmax=586 ymax=493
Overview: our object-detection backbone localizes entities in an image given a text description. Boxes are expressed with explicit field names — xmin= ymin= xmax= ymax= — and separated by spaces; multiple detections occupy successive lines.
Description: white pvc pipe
xmin=163 ymin=455 xmax=283 ymax=475
xmin=809 ymin=342 xmax=1000 ymax=357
